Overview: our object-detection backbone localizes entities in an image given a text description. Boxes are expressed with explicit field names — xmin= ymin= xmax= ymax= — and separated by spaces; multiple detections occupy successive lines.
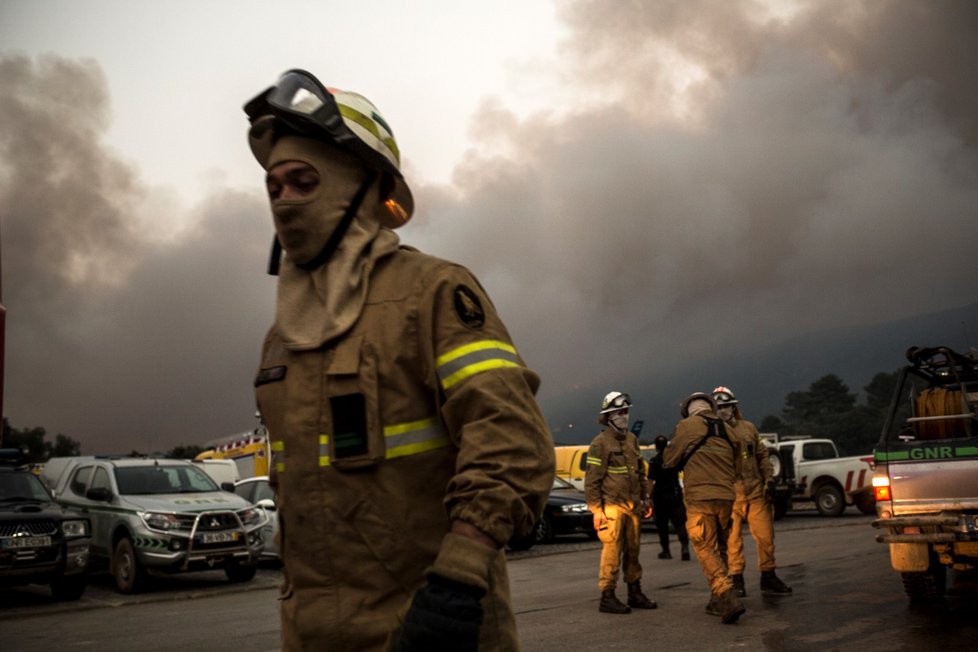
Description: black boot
xmin=681 ymin=544 xmax=690 ymax=561
xmin=599 ymin=589 xmax=631 ymax=614
xmin=717 ymin=588 xmax=746 ymax=624
xmin=731 ymin=573 xmax=747 ymax=597
xmin=658 ymin=549 xmax=672 ymax=559
xmin=627 ymin=581 xmax=657 ymax=609
xmin=761 ymin=570 xmax=792 ymax=594
xmin=704 ymin=593 xmax=722 ymax=617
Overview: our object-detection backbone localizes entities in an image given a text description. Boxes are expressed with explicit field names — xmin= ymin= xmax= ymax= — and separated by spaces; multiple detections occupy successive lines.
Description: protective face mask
xmin=609 ymin=411 xmax=629 ymax=434
xmin=718 ymin=406 xmax=736 ymax=422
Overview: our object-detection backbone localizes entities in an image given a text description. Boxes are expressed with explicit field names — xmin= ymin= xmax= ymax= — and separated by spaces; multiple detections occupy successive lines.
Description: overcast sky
xmin=1 ymin=0 xmax=975 ymax=454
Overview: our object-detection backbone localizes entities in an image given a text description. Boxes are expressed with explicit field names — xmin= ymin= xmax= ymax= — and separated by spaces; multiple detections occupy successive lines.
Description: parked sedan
xmin=232 ymin=476 xmax=279 ymax=560
xmin=508 ymin=476 xmax=594 ymax=551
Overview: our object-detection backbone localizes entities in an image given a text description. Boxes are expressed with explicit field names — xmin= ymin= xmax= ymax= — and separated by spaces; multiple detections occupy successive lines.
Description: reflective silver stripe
xmin=385 ymin=417 xmax=450 ymax=459
xmin=436 ymin=340 xmax=522 ymax=390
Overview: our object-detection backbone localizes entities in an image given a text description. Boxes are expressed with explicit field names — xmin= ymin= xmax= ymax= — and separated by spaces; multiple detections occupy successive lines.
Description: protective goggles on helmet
xmin=711 ymin=385 xmax=738 ymax=405
xmin=601 ymin=392 xmax=632 ymax=413
xmin=244 ymin=69 xmax=413 ymax=228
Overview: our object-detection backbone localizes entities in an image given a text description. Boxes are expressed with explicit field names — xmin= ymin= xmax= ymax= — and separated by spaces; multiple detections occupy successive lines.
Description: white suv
xmin=44 ymin=456 xmax=266 ymax=593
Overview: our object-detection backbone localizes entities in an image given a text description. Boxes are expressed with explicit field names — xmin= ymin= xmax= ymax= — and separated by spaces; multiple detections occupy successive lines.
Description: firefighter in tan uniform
xmin=662 ymin=393 xmax=745 ymax=624
xmin=713 ymin=386 xmax=792 ymax=597
xmin=243 ymin=69 xmax=554 ymax=651
xmin=584 ymin=391 xmax=656 ymax=614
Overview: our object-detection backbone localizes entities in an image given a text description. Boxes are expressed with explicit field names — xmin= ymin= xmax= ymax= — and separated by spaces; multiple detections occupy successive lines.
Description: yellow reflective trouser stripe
xmin=586 ymin=456 xmax=603 ymax=466
xmin=384 ymin=417 xmax=450 ymax=459
xmin=319 ymin=434 xmax=330 ymax=467
xmin=607 ymin=465 xmax=629 ymax=474
xmin=436 ymin=340 xmax=521 ymax=390
xmin=310 ymin=418 xmax=449 ymax=467
xmin=271 ymin=440 xmax=285 ymax=473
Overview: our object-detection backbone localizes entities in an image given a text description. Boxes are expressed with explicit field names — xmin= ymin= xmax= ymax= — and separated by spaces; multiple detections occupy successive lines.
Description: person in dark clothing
xmin=647 ymin=435 xmax=690 ymax=561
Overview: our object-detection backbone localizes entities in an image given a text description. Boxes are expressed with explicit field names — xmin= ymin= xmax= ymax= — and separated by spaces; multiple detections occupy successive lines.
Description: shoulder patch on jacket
xmin=453 ymin=284 xmax=485 ymax=328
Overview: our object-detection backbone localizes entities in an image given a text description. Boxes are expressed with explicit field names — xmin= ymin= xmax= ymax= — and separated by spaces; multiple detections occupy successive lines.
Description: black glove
xmin=390 ymin=575 xmax=485 ymax=652
xmin=765 ymin=481 xmax=776 ymax=503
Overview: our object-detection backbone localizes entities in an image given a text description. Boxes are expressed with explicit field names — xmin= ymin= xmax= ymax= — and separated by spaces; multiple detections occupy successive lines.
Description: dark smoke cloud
xmin=2 ymin=0 xmax=976 ymax=451
xmin=409 ymin=0 xmax=978 ymax=399
xmin=1 ymin=54 xmax=272 ymax=453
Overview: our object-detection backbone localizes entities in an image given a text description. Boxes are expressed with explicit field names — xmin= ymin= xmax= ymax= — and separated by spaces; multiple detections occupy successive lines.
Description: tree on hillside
xmin=1 ymin=418 xmax=81 ymax=463
xmin=169 ymin=444 xmax=206 ymax=459
xmin=761 ymin=371 xmax=901 ymax=455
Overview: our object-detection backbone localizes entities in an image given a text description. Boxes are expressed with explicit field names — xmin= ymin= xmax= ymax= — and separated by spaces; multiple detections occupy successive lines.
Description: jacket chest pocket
xmin=324 ymin=335 xmax=384 ymax=470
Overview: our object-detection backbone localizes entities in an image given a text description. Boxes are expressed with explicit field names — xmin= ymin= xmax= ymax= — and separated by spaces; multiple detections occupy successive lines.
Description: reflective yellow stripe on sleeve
xmin=271 ymin=439 xmax=285 ymax=473
xmin=318 ymin=434 xmax=330 ymax=467
xmin=586 ymin=456 xmax=603 ymax=466
xmin=436 ymin=340 xmax=522 ymax=390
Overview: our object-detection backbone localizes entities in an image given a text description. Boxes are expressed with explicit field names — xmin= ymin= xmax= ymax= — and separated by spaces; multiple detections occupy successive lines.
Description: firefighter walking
xmin=713 ymin=386 xmax=792 ymax=597
xmin=663 ymin=392 xmax=745 ymax=624
xmin=585 ymin=391 xmax=657 ymax=614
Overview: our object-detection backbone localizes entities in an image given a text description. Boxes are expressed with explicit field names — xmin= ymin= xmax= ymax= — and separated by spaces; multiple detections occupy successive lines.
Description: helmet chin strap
xmin=266 ymin=169 xmax=379 ymax=276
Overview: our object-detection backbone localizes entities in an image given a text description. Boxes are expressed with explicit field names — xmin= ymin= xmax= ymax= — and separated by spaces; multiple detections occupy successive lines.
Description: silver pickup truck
xmin=42 ymin=456 xmax=267 ymax=593
xmin=871 ymin=346 xmax=978 ymax=602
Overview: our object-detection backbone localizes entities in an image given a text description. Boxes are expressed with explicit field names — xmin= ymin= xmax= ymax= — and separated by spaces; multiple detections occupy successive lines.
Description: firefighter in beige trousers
xmin=245 ymin=69 xmax=554 ymax=651
xmin=663 ymin=393 xmax=745 ymax=624
xmin=584 ymin=392 xmax=656 ymax=614
xmin=713 ymin=386 xmax=792 ymax=597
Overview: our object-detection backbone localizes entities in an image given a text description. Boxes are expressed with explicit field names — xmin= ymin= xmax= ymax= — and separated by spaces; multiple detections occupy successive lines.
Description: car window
xmin=802 ymin=442 xmax=836 ymax=460
xmin=578 ymin=453 xmax=587 ymax=472
xmin=253 ymin=481 xmax=276 ymax=503
xmin=115 ymin=465 xmax=218 ymax=495
xmin=69 ymin=465 xmax=94 ymax=496
xmin=0 ymin=472 xmax=50 ymax=501
xmin=91 ymin=467 xmax=112 ymax=493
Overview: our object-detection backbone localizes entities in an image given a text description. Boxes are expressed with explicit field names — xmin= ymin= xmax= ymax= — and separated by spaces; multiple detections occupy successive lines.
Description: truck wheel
xmin=814 ymin=485 xmax=845 ymax=517
xmin=225 ymin=562 xmax=258 ymax=583
xmin=901 ymin=554 xmax=946 ymax=602
xmin=113 ymin=537 xmax=147 ymax=594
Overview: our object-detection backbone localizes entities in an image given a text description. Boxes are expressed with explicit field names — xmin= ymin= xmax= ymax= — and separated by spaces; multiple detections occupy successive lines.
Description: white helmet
xmin=712 ymin=386 xmax=738 ymax=406
xmin=601 ymin=391 xmax=632 ymax=414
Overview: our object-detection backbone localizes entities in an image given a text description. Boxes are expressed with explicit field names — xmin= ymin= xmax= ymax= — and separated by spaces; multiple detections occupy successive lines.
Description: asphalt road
xmin=3 ymin=507 xmax=977 ymax=651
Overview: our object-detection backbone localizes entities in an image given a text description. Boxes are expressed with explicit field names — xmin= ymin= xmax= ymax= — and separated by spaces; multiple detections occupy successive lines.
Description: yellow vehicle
xmin=196 ymin=428 xmax=271 ymax=480
xmin=556 ymin=444 xmax=657 ymax=492
xmin=554 ymin=445 xmax=589 ymax=490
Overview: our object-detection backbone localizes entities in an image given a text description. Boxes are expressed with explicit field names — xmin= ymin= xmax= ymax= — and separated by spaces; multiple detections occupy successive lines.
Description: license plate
xmin=1 ymin=536 xmax=52 ymax=549
xmin=200 ymin=531 xmax=240 ymax=544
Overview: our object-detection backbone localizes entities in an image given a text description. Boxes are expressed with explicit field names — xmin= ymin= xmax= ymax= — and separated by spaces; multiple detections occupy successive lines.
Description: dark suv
xmin=0 ymin=449 xmax=92 ymax=600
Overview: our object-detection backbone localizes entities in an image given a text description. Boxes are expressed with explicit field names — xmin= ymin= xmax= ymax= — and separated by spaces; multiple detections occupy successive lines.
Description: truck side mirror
xmin=86 ymin=487 xmax=112 ymax=502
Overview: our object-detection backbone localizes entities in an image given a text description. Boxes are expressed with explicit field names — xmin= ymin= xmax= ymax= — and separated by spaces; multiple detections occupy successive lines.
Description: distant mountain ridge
xmin=542 ymin=302 xmax=978 ymax=445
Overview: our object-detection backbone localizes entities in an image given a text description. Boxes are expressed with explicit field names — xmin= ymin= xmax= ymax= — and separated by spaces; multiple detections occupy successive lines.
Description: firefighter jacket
xmin=584 ymin=429 xmax=648 ymax=512
xmin=254 ymin=245 xmax=554 ymax=651
xmin=727 ymin=418 xmax=772 ymax=500
xmin=662 ymin=411 xmax=736 ymax=503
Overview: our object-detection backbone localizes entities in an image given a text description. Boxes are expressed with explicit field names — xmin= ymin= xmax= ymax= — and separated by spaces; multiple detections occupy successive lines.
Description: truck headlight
xmin=142 ymin=512 xmax=181 ymax=531
xmin=62 ymin=519 xmax=89 ymax=538
xmin=238 ymin=507 xmax=262 ymax=526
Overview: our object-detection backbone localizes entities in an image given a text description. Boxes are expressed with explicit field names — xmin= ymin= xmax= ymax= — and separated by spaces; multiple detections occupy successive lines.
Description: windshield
xmin=552 ymin=476 xmax=575 ymax=490
xmin=115 ymin=465 xmax=219 ymax=495
xmin=0 ymin=471 xmax=52 ymax=501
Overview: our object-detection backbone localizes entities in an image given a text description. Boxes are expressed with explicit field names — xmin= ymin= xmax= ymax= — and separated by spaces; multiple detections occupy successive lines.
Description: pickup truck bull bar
xmin=873 ymin=513 xmax=978 ymax=543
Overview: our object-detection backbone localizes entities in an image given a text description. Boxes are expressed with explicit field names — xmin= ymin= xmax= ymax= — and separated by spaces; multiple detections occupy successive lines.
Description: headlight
xmin=561 ymin=503 xmax=590 ymax=513
xmin=142 ymin=512 xmax=181 ymax=531
xmin=62 ymin=519 xmax=89 ymax=538
xmin=238 ymin=507 xmax=262 ymax=526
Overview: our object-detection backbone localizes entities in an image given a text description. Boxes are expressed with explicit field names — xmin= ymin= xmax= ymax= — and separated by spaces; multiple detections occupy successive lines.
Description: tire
xmin=50 ymin=574 xmax=87 ymax=601
xmin=113 ymin=537 xmax=147 ymax=594
xmin=854 ymin=491 xmax=876 ymax=515
xmin=814 ymin=485 xmax=845 ymax=517
xmin=535 ymin=515 xmax=555 ymax=544
xmin=901 ymin=552 xmax=946 ymax=602
xmin=225 ymin=562 xmax=258 ymax=583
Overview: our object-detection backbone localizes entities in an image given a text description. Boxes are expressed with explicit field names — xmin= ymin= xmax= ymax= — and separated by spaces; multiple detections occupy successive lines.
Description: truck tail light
xmin=872 ymin=474 xmax=891 ymax=501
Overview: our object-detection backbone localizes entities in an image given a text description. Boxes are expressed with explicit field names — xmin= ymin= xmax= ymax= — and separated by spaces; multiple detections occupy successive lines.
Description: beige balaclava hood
xmin=267 ymin=135 xmax=400 ymax=350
